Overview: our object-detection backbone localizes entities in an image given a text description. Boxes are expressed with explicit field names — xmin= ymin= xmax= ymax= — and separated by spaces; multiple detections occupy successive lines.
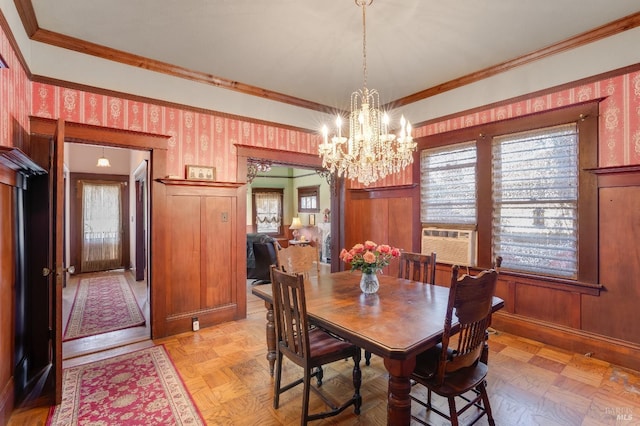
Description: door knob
xmin=64 ymin=265 xmax=76 ymax=274
xmin=42 ymin=267 xmax=51 ymax=277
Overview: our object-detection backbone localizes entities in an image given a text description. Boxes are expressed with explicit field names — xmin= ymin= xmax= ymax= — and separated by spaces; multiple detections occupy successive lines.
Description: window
xmin=420 ymin=142 xmax=477 ymax=225
xmin=418 ymin=102 xmax=598 ymax=282
xmin=492 ymin=124 xmax=578 ymax=278
xmin=298 ymin=185 xmax=320 ymax=213
xmin=80 ymin=181 xmax=123 ymax=273
xmin=252 ymin=189 xmax=283 ymax=235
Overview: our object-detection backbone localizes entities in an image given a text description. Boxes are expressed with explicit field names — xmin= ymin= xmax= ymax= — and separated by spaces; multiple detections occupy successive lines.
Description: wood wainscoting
xmin=157 ymin=179 xmax=246 ymax=337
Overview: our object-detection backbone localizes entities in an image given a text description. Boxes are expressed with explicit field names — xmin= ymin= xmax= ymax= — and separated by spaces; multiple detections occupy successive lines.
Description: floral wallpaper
xmin=2 ymin=22 xmax=639 ymax=187
xmin=0 ymin=23 xmax=29 ymax=150
xmin=30 ymin=82 xmax=318 ymax=182
xmin=356 ymin=72 xmax=640 ymax=189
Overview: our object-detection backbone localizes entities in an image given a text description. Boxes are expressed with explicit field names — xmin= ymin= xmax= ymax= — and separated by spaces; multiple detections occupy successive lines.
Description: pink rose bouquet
xmin=339 ymin=240 xmax=401 ymax=274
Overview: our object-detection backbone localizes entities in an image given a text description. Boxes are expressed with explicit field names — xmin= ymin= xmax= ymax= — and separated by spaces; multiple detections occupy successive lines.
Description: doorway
xmin=62 ymin=143 xmax=150 ymax=360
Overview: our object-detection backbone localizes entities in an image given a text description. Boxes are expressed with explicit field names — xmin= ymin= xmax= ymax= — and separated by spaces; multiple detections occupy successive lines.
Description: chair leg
xmin=479 ymin=381 xmax=495 ymax=426
xmin=301 ymin=369 xmax=312 ymax=426
xmin=364 ymin=350 xmax=371 ymax=366
xmin=273 ymin=351 xmax=283 ymax=409
xmin=448 ymin=397 xmax=459 ymax=426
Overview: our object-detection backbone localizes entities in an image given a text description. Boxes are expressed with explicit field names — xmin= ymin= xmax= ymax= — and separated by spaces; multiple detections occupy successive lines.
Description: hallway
xmin=62 ymin=269 xmax=150 ymax=360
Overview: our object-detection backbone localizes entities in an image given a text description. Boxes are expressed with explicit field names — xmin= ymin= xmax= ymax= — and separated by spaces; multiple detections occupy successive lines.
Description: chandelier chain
xmin=361 ymin=0 xmax=368 ymax=90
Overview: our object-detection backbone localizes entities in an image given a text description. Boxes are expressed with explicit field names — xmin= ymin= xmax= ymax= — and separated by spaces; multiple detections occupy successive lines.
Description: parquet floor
xmin=9 ymin=272 xmax=640 ymax=425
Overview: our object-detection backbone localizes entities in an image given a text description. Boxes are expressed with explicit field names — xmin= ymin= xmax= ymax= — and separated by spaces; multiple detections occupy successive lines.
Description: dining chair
xmin=363 ymin=250 xmax=437 ymax=366
xmin=398 ymin=251 xmax=437 ymax=284
xmin=410 ymin=264 xmax=499 ymax=426
xmin=276 ymin=243 xmax=320 ymax=282
xmin=270 ymin=266 xmax=362 ymax=424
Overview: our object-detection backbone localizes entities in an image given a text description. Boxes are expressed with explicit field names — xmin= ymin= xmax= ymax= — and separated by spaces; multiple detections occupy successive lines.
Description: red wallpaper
xmin=30 ymin=83 xmax=319 ymax=181
xmin=1 ymin=23 xmax=639 ymax=185
xmin=354 ymin=72 xmax=640 ymax=189
xmin=0 ymin=24 xmax=29 ymax=149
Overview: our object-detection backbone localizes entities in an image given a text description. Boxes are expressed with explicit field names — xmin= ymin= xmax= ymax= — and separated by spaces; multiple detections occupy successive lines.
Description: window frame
xmin=417 ymin=101 xmax=599 ymax=284
xmin=297 ymin=185 xmax=320 ymax=213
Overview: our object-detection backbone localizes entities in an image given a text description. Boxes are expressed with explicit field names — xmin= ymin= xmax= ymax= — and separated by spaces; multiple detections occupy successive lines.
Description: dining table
xmin=251 ymin=270 xmax=504 ymax=426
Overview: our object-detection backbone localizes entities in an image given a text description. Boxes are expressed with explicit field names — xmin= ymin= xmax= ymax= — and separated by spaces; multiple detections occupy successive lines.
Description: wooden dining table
xmin=251 ymin=270 xmax=504 ymax=426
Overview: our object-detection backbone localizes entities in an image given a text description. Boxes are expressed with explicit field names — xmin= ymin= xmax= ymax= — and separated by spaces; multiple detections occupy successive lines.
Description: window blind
xmin=492 ymin=123 xmax=578 ymax=278
xmin=420 ymin=142 xmax=477 ymax=225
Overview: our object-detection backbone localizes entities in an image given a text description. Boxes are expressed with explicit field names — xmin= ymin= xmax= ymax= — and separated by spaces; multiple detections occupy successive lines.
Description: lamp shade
xmin=96 ymin=147 xmax=111 ymax=167
xmin=289 ymin=217 xmax=303 ymax=230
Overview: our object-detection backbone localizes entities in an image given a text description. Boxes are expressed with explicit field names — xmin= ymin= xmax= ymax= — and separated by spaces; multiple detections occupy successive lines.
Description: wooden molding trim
xmin=158 ymin=178 xmax=244 ymax=188
xmin=29 ymin=117 xmax=169 ymax=150
xmin=348 ymin=184 xmax=417 ymax=199
xmin=492 ymin=312 xmax=640 ymax=372
xmin=390 ymin=12 xmax=640 ymax=109
xmin=587 ymin=165 xmax=640 ymax=188
xmin=12 ymin=0 xmax=640 ymax=112
xmin=235 ymin=144 xmax=322 ymax=169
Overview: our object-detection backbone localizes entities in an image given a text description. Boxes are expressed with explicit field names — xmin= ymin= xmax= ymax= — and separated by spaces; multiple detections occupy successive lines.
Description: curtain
xmin=254 ymin=191 xmax=282 ymax=234
xmin=81 ymin=181 xmax=123 ymax=272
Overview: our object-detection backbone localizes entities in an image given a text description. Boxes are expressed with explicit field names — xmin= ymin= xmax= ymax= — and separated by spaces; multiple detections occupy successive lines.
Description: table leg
xmin=263 ymin=301 xmax=276 ymax=376
xmin=383 ymin=356 xmax=416 ymax=425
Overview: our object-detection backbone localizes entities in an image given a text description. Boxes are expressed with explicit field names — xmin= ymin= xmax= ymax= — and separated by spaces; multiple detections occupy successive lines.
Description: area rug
xmin=47 ymin=345 xmax=204 ymax=425
xmin=63 ymin=275 xmax=145 ymax=341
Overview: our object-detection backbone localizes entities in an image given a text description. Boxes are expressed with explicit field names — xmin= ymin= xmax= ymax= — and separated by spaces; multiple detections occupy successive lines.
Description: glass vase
xmin=360 ymin=271 xmax=380 ymax=294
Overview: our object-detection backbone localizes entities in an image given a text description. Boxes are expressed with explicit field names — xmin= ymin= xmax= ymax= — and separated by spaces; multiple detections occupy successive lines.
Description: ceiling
xmin=21 ymin=1 xmax=640 ymax=119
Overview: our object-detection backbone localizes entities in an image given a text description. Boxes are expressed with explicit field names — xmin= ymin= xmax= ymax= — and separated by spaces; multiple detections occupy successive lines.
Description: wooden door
xmin=50 ymin=120 xmax=64 ymax=403
xmin=22 ymin=120 xmax=64 ymax=404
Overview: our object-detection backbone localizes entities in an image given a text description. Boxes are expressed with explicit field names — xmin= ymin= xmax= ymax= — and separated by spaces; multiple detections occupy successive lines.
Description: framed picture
xmin=186 ymin=165 xmax=216 ymax=181
xmin=309 ymin=214 xmax=315 ymax=226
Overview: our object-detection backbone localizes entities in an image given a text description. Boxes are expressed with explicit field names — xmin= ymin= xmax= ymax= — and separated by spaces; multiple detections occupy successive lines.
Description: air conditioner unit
xmin=421 ymin=228 xmax=477 ymax=267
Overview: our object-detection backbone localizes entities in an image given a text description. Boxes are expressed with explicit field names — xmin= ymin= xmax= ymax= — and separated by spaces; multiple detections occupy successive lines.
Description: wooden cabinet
xmin=160 ymin=179 xmax=245 ymax=335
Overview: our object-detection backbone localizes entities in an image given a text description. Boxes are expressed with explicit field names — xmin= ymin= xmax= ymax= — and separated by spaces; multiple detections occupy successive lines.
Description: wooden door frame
xmin=29 ymin=117 xmax=169 ymax=344
xmin=234 ymin=144 xmax=344 ymax=272
xmin=133 ymin=161 xmax=148 ymax=282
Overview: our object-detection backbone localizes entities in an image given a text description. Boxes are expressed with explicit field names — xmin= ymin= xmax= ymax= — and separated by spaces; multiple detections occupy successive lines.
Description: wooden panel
xmin=581 ymin=186 xmax=640 ymax=344
xmin=202 ymin=196 xmax=233 ymax=308
xmin=514 ymin=283 xmax=577 ymax=327
xmin=167 ymin=194 xmax=201 ymax=314
xmin=387 ymin=197 xmax=413 ymax=277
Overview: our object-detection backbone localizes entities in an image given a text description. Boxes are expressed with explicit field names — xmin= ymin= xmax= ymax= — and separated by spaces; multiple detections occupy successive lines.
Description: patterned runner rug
xmin=47 ymin=346 xmax=204 ymax=425
xmin=63 ymin=275 xmax=145 ymax=341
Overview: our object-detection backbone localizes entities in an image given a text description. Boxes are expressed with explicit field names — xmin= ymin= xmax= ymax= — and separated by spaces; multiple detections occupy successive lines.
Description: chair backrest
xmin=398 ymin=251 xmax=437 ymax=284
xmin=270 ymin=266 xmax=310 ymax=365
xmin=436 ymin=265 xmax=498 ymax=384
xmin=276 ymin=244 xmax=320 ymax=281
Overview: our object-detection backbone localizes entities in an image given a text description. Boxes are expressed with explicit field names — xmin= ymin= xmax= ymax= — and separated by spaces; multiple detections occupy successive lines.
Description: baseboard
xmin=0 ymin=377 xmax=15 ymax=425
xmin=492 ymin=312 xmax=640 ymax=372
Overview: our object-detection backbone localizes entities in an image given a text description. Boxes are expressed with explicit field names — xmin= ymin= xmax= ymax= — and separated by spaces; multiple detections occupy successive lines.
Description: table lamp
xmin=289 ymin=217 xmax=303 ymax=240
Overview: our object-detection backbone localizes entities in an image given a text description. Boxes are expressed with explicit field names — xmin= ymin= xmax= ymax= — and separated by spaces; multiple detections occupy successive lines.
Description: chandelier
xmin=318 ymin=0 xmax=416 ymax=186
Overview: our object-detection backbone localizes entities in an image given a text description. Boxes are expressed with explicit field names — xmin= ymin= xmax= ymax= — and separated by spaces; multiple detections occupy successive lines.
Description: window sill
xmin=498 ymin=269 xmax=602 ymax=296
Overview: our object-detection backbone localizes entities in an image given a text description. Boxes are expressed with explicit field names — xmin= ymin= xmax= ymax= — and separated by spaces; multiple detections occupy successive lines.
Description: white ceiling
xmin=20 ymin=1 xmax=640 ymax=126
